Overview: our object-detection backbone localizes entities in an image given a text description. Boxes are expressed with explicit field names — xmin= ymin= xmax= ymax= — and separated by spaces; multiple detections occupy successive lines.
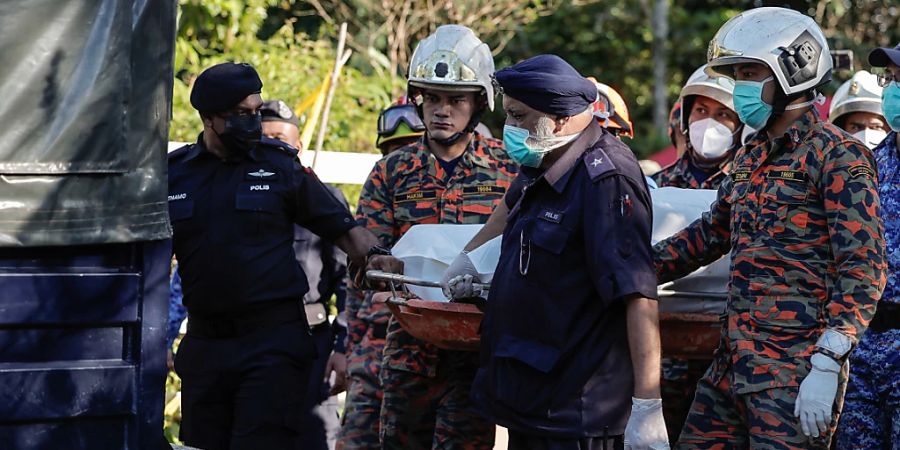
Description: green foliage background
xmin=171 ymin=0 xmax=900 ymax=161
xmin=171 ymin=0 xmax=404 ymax=153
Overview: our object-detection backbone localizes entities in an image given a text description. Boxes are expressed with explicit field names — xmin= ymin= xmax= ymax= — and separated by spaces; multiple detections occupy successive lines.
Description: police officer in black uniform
xmin=260 ymin=99 xmax=348 ymax=449
xmin=168 ymin=62 xmax=394 ymax=450
xmin=441 ymin=55 xmax=669 ymax=450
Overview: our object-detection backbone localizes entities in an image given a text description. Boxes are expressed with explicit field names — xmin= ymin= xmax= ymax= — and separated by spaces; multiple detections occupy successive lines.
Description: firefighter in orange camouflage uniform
xmin=337 ymin=101 xmax=425 ymax=449
xmin=654 ymin=8 xmax=886 ymax=449
xmin=353 ymin=25 xmax=517 ymax=449
xmin=651 ymin=64 xmax=743 ymax=190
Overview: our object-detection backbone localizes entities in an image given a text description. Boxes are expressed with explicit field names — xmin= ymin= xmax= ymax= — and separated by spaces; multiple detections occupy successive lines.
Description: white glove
xmin=446 ymin=274 xmax=484 ymax=300
xmin=440 ymin=252 xmax=481 ymax=299
xmin=624 ymin=397 xmax=670 ymax=450
xmin=794 ymin=353 xmax=840 ymax=437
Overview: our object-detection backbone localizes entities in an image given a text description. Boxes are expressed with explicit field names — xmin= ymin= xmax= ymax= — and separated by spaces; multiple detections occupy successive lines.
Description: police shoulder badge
xmin=848 ymin=165 xmax=874 ymax=179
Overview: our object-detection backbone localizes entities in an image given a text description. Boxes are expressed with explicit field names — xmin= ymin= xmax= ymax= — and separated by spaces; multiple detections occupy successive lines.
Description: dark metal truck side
xmin=0 ymin=1 xmax=176 ymax=448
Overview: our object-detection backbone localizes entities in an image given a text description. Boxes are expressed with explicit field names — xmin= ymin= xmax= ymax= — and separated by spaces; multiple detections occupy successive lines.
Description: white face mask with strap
xmin=689 ymin=118 xmax=735 ymax=160
xmin=851 ymin=128 xmax=888 ymax=150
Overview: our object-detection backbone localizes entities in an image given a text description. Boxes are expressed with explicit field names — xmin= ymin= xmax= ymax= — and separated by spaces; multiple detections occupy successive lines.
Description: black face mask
xmin=216 ymin=113 xmax=262 ymax=156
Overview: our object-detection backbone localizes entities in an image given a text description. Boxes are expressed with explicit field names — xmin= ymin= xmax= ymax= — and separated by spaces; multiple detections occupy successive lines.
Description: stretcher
xmin=367 ymin=270 xmax=724 ymax=357
xmin=370 ymin=187 xmax=727 ymax=357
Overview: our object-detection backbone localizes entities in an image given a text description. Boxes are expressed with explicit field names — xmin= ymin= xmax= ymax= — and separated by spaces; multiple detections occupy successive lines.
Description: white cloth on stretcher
xmin=391 ymin=187 xmax=729 ymax=313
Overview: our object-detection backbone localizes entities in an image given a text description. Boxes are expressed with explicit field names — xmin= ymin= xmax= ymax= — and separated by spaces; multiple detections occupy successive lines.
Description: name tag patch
xmin=168 ymin=193 xmax=187 ymax=201
xmin=462 ymin=185 xmax=505 ymax=196
xmin=767 ymin=170 xmax=807 ymax=182
xmin=539 ymin=209 xmax=563 ymax=223
xmin=732 ymin=170 xmax=751 ymax=182
xmin=395 ymin=190 xmax=437 ymax=203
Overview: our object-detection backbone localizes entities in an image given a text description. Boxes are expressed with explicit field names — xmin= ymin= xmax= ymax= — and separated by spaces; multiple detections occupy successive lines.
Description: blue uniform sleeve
xmin=291 ymin=160 xmax=356 ymax=241
xmin=584 ymin=174 xmax=658 ymax=302
xmin=167 ymin=264 xmax=187 ymax=350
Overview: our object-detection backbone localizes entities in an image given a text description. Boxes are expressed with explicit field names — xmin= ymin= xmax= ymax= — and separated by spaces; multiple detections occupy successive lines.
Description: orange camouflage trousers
xmin=379 ymin=349 xmax=494 ymax=450
xmin=336 ymin=330 xmax=386 ymax=449
xmin=676 ymin=354 xmax=846 ymax=449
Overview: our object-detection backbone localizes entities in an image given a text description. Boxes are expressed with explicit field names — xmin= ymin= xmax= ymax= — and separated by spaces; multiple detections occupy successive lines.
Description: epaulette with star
xmin=584 ymin=147 xmax=616 ymax=181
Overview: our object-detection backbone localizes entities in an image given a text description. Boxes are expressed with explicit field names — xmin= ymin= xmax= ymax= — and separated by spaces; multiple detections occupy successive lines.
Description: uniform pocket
xmin=168 ymin=200 xmax=194 ymax=222
xmin=749 ymin=296 xmax=819 ymax=333
xmin=235 ymin=194 xmax=283 ymax=237
xmin=489 ymin=334 xmax=563 ymax=414
xmin=733 ymin=296 xmax=818 ymax=387
xmin=459 ymin=196 xmax=499 ymax=224
xmin=761 ymin=179 xmax=810 ymax=240
xmin=529 ymin=220 xmax=569 ymax=255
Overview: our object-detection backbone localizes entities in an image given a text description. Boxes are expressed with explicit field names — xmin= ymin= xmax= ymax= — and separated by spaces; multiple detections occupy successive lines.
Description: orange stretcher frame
xmin=374 ymin=291 xmax=721 ymax=358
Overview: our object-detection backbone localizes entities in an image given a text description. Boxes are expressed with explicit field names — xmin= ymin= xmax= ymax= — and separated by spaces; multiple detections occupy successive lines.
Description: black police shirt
xmin=293 ymin=184 xmax=348 ymax=308
xmin=471 ymin=121 xmax=658 ymax=437
xmin=168 ymin=135 xmax=355 ymax=317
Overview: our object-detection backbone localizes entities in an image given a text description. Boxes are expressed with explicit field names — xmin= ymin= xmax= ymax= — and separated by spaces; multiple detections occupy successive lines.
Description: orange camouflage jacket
xmin=654 ymin=110 xmax=886 ymax=394
xmin=651 ymin=149 xmax=732 ymax=190
xmin=349 ymin=133 xmax=518 ymax=372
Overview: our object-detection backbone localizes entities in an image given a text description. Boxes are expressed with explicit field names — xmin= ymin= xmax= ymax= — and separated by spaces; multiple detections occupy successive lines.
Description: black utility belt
xmin=868 ymin=301 xmax=900 ymax=333
xmin=188 ymin=300 xmax=303 ymax=339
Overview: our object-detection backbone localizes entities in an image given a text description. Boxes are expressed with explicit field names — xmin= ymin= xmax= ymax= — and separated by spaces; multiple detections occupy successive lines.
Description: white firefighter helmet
xmin=706 ymin=7 xmax=832 ymax=96
xmin=829 ymin=70 xmax=885 ymax=126
xmin=680 ymin=64 xmax=736 ymax=132
xmin=408 ymin=25 xmax=495 ymax=110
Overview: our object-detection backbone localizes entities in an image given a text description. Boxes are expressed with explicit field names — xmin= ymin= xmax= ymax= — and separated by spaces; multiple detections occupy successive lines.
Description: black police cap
xmin=190 ymin=62 xmax=263 ymax=114
xmin=260 ymin=100 xmax=300 ymax=127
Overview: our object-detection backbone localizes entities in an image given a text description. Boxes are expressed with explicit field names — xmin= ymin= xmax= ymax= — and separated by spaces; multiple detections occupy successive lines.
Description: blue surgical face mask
xmin=883 ymin=81 xmax=900 ymax=132
xmin=503 ymin=125 xmax=546 ymax=168
xmin=733 ymin=76 xmax=774 ymax=130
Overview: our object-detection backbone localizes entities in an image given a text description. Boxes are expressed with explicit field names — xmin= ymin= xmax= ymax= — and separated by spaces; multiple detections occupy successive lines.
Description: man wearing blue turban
xmin=441 ymin=54 xmax=670 ymax=449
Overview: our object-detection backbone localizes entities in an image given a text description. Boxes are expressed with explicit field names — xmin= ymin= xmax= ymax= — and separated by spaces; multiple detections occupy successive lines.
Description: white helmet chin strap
xmin=784 ymin=92 xmax=826 ymax=111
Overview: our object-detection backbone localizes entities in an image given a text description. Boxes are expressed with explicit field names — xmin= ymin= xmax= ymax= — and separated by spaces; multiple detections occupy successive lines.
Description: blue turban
xmin=190 ymin=62 xmax=263 ymax=113
xmin=494 ymin=54 xmax=597 ymax=117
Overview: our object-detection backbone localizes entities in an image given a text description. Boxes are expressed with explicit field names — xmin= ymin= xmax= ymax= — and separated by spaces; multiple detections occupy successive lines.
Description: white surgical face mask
xmin=851 ymin=128 xmax=888 ymax=150
xmin=525 ymin=115 xmax=579 ymax=152
xmin=689 ymin=118 xmax=735 ymax=160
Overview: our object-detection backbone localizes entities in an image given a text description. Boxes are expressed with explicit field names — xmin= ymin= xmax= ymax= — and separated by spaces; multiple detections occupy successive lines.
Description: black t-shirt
xmin=437 ymin=156 xmax=462 ymax=180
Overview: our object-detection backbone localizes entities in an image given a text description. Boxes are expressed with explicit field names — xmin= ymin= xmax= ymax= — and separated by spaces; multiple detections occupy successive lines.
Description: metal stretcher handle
xmin=366 ymin=270 xmax=491 ymax=291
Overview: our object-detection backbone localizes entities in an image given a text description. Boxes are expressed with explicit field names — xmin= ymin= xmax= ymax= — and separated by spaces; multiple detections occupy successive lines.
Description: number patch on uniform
xmin=767 ymin=170 xmax=807 ymax=182
xmin=462 ymin=185 xmax=505 ymax=196
xmin=395 ymin=190 xmax=438 ymax=203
